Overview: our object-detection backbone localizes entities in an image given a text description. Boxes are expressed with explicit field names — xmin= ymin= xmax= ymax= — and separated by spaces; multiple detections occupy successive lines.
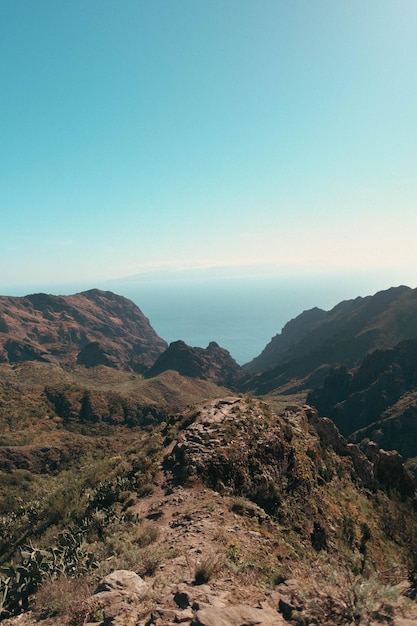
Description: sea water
xmin=117 ymin=274 xmax=386 ymax=365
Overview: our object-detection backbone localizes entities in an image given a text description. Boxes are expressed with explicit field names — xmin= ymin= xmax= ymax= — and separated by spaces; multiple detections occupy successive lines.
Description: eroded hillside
xmin=308 ymin=339 xmax=417 ymax=471
xmin=0 ymin=290 xmax=167 ymax=372
xmin=244 ymin=286 xmax=417 ymax=394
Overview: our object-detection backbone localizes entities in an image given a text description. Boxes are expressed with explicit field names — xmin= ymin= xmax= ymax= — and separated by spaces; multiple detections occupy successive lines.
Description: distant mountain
xmin=0 ymin=289 xmax=167 ymax=372
xmin=144 ymin=340 xmax=244 ymax=390
xmin=307 ymin=339 xmax=417 ymax=461
xmin=243 ymin=285 xmax=417 ymax=394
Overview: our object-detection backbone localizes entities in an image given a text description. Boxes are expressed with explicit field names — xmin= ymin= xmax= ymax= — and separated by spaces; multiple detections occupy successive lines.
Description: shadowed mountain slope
xmin=307 ymin=339 xmax=417 ymax=462
xmin=243 ymin=285 xmax=417 ymax=394
xmin=144 ymin=340 xmax=244 ymax=389
xmin=0 ymin=289 xmax=167 ymax=372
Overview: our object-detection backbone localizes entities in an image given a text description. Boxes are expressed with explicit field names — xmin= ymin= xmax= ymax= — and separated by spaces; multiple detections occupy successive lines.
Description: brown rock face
xmin=307 ymin=339 xmax=417 ymax=461
xmin=192 ymin=604 xmax=283 ymax=625
xmin=144 ymin=340 xmax=244 ymax=389
xmin=0 ymin=289 xmax=167 ymax=372
xmin=243 ymin=285 xmax=417 ymax=393
xmin=306 ymin=406 xmax=415 ymax=498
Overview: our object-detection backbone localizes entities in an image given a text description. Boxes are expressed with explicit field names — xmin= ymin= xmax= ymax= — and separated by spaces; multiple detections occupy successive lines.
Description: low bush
xmin=35 ymin=575 xmax=92 ymax=624
xmin=194 ymin=556 xmax=219 ymax=585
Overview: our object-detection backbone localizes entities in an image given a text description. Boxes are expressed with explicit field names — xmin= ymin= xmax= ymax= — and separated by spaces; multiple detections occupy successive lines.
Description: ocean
xmin=116 ymin=274 xmax=388 ymax=365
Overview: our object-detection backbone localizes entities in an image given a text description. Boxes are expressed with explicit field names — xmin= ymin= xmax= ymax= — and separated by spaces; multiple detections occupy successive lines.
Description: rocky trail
xmin=4 ymin=397 xmax=417 ymax=626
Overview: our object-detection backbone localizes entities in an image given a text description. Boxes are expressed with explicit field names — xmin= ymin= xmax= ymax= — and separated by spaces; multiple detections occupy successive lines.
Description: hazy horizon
xmin=2 ymin=264 xmax=416 ymax=298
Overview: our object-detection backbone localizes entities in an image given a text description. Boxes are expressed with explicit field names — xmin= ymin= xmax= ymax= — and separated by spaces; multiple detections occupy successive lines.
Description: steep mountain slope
xmin=2 ymin=398 xmax=417 ymax=625
xmin=145 ymin=340 xmax=244 ymax=389
xmin=307 ymin=339 xmax=417 ymax=460
xmin=243 ymin=285 xmax=417 ymax=394
xmin=0 ymin=289 xmax=167 ymax=372
xmin=351 ymin=399 xmax=417 ymax=465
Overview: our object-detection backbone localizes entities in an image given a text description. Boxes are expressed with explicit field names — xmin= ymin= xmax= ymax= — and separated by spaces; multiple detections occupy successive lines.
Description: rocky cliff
xmin=145 ymin=340 xmax=244 ymax=389
xmin=307 ymin=339 xmax=417 ymax=460
xmin=243 ymin=285 xmax=417 ymax=394
xmin=0 ymin=289 xmax=167 ymax=372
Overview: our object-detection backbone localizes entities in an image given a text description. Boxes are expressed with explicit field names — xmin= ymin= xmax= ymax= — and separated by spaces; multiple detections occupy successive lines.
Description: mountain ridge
xmin=144 ymin=340 xmax=244 ymax=390
xmin=2 ymin=397 xmax=417 ymax=625
xmin=307 ymin=338 xmax=417 ymax=464
xmin=0 ymin=289 xmax=167 ymax=372
xmin=243 ymin=285 xmax=417 ymax=394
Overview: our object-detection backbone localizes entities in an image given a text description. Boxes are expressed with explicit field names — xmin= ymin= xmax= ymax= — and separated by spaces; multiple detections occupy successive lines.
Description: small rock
xmin=174 ymin=607 xmax=194 ymax=622
xmin=194 ymin=604 xmax=283 ymax=625
xmin=150 ymin=608 xmax=177 ymax=623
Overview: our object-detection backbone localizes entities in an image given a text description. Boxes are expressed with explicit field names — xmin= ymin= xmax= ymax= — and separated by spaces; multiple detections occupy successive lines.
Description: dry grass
xmin=194 ymin=557 xmax=220 ymax=585
xmin=35 ymin=575 xmax=93 ymax=625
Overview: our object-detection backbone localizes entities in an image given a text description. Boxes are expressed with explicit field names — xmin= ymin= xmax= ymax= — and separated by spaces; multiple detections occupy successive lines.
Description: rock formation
xmin=308 ymin=339 xmax=417 ymax=461
xmin=243 ymin=285 xmax=417 ymax=393
xmin=0 ymin=289 xmax=167 ymax=372
xmin=145 ymin=340 xmax=244 ymax=390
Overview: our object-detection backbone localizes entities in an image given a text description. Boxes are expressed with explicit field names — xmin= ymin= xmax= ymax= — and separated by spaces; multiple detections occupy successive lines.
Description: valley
xmin=1 ymin=286 xmax=417 ymax=625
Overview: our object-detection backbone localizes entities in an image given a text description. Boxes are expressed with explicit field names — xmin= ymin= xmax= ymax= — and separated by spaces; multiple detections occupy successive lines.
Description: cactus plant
xmin=0 ymin=532 xmax=97 ymax=618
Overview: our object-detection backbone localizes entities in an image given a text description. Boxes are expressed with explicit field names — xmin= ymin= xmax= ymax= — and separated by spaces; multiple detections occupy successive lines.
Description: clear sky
xmin=1 ymin=0 xmax=417 ymax=292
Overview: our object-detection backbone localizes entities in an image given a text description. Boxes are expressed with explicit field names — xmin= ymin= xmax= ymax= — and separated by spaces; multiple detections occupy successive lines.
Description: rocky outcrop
xmin=165 ymin=398 xmax=302 ymax=514
xmin=84 ymin=570 xmax=149 ymax=626
xmin=146 ymin=582 xmax=284 ymax=625
xmin=365 ymin=442 xmax=415 ymax=498
xmin=307 ymin=339 xmax=417 ymax=458
xmin=144 ymin=340 xmax=244 ymax=390
xmin=0 ymin=289 xmax=167 ymax=371
xmin=307 ymin=406 xmax=415 ymax=497
xmin=305 ymin=407 xmax=374 ymax=486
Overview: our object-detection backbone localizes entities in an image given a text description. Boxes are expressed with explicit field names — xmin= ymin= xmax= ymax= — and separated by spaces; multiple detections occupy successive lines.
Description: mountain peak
xmin=144 ymin=340 xmax=243 ymax=389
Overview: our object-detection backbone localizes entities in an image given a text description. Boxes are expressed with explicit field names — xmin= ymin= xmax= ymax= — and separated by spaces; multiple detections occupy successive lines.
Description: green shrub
xmin=225 ymin=543 xmax=241 ymax=563
xmin=136 ymin=546 xmax=165 ymax=577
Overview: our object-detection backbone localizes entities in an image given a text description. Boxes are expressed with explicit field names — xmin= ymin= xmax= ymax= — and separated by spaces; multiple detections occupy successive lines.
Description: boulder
xmin=94 ymin=570 xmax=149 ymax=596
xmin=85 ymin=570 xmax=149 ymax=626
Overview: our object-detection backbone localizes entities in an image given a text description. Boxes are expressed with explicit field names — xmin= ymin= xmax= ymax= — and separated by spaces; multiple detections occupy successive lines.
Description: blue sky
xmin=2 ymin=0 xmax=417 ymax=292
